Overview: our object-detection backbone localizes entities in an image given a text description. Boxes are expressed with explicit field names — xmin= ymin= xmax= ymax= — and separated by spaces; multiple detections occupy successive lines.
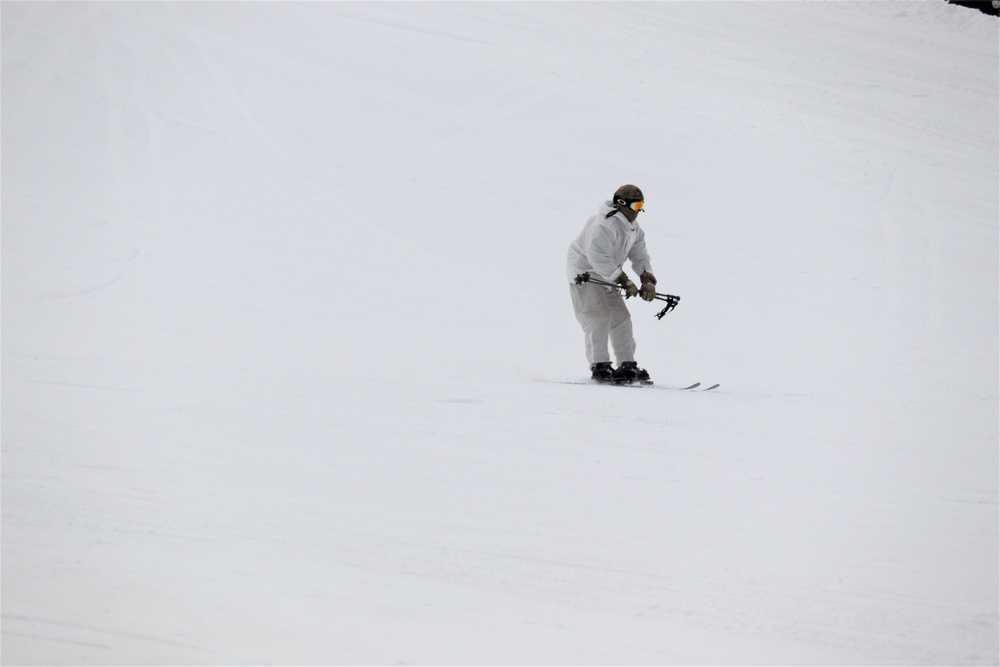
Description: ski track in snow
xmin=2 ymin=2 xmax=997 ymax=665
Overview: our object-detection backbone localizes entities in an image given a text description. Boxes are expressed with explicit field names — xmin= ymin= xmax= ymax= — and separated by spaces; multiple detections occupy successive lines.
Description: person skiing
xmin=566 ymin=184 xmax=658 ymax=384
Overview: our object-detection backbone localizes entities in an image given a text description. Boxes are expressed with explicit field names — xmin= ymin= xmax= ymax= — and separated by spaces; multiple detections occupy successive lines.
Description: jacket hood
xmin=599 ymin=200 xmax=634 ymax=227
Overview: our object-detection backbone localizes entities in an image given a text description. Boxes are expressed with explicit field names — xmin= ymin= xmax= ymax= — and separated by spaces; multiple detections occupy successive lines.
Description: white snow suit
xmin=566 ymin=201 xmax=654 ymax=366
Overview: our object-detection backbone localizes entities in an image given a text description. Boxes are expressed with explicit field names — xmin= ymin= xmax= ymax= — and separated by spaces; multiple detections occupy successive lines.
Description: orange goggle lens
xmin=628 ymin=200 xmax=644 ymax=211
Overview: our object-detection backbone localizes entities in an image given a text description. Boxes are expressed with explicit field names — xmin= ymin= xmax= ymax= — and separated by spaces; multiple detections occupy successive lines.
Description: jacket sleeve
xmin=628 ymin=225 xmax=654 ymax=277
xmin=584 ymin=224 xmax=623 ymax=282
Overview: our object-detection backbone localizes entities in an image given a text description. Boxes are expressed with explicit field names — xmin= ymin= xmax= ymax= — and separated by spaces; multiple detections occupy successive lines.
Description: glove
xmin=640 ymin=271 xmax=657 ymax=302
xmin=616 ymin=272 xmax=639 ymax=299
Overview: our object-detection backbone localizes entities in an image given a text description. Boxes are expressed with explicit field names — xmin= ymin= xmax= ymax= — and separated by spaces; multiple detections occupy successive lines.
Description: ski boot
xmin=590 ymin=361 xmax=614 ymax=383
xmin=613 ymin=361 xmax=651 ymax=385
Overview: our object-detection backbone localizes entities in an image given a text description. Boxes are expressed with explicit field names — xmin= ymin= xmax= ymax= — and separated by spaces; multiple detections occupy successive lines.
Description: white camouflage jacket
xmin=566 ymin=201 xmax=654 ymax=285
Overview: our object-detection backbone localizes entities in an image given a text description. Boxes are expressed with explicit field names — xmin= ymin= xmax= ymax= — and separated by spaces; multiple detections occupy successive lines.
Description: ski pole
xmin=574 ymin=272 xmax=680 ymax=318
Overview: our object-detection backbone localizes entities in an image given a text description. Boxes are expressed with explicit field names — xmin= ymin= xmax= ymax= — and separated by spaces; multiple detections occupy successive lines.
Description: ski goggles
xmin=626 ymin=200 xmax=644 ymax=211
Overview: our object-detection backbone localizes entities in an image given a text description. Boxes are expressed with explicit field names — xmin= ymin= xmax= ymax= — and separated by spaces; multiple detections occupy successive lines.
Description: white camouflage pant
xmin=569 ymin=283 xmax=636 ymax=366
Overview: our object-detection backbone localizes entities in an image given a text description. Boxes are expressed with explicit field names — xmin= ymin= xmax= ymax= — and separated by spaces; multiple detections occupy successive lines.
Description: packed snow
xmin=2 ymin=2 xmax=997 ymax=664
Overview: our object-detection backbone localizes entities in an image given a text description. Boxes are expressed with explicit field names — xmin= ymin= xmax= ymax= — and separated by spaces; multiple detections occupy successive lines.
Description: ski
xmin=623 ymin=381 xmax=711 ymax=391
xmin=548 ymin=380 xmax=709 ymax=391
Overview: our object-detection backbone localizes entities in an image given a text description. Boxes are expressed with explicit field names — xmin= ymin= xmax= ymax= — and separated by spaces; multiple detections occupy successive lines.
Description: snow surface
xmin=2 ymin=1 xmax=998 ymax=664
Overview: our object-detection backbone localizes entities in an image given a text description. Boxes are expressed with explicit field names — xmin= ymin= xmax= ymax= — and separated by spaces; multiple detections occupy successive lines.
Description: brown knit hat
xmin=613 ymin=184 xmax=644 ymax=205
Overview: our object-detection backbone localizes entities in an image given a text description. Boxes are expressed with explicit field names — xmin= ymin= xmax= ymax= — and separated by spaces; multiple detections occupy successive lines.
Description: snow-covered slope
xmin=2 ymin=2 xmax=997 ymax=664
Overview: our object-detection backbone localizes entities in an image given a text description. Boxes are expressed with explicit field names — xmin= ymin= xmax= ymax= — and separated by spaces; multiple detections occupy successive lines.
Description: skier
xmin=566 ymin=184 xmax=658 ymax=384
